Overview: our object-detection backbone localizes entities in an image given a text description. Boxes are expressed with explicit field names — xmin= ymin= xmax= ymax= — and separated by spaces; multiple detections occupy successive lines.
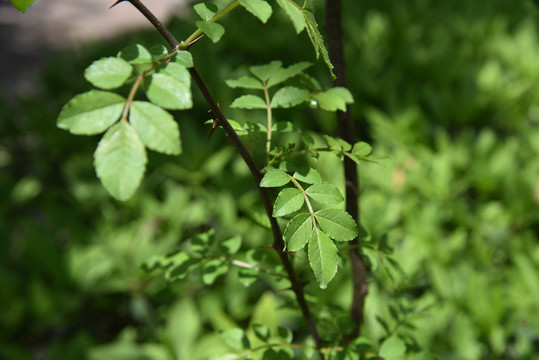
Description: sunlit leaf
xmin=84 ymin=57 xmax=133 ymax=90
xmin=130 ymin=101 xmax=181 ymax=155
xmin=283 ymin=213 xmax=312 ymax=251
xmin=94 ymin=122 xmax=147 ymax=201
xmin=352 ymin=141 xmax=372 ymax=157
xmin=118 ymin=43 xmax=153 ymax=65
xmin=273 ymin=188 xmax=304 ymax=217
xmin=230 ymin=95 xmax=267 ymax=109
xmin=305 ymin=182 xmax=344 ymax=204
xmin=271 ymin=86 xmax=309 ymax=108
xmin=303 ymin=10 xmax=335 ymax=78
xmin=293 ymin=167 xmax=322 ymax=184
xmin=239 ymin=0 xmax=272 ymax=23
xmin=144 ymin=63 xmax=192 ymax=110
xmin=57 ymin=90 xmax=125 ymax=135
xmin=149 ymin=44 xmax=168 ymax=62
xmin=315 ymin=208 xmax=358 ymax=241
xmin=260 ymin=168 xmax=291 ymax=187
xmin=173 ymin=50 xmax=194 ymax=67
xmin=253 ymin=324 xmax=270 ymax=342
xmin=226 ymin=76 xmax=264 ymax=89
xmin=194 ymin=2 xmax=218 ymax=20
xmin=195 ymin=21 xmax=225 ymax=43
xmin=238 ymin=268 xmax=258 ymax=287
xmin=276 ymin=0 xmax=306 ymax=33
xmin=308 ymin=229 xmax=338 ymax=288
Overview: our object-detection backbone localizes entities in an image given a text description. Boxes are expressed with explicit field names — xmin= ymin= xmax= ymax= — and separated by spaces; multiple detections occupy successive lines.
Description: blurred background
xmin=1 ymin=0 xmax=538 ymax=359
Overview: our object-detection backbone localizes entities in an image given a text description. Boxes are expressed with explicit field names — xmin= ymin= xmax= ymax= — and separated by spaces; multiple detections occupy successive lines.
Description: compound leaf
xmin=260 ymin=168 xmax=291 ymax=187
xmin=284 ymin=213 xmax=312 ymax=251
xmin=305 ymin=182 xmax=344 ymax=204
xmin=230 ymin=95 xmax=267 ymax=109
xmin=94 ymin=122 xmax=147 ymax=201
xmin=273 ymin=188 xmax=304 ymax=217
xmin=315 ymin=208 xmax=358 ymax=241
xmin=129 ymin=101 xmax=181 ymax=155
xmin=239 ymin=0 xmax=272 ymax=23
xmin=57 ymin=90 xmax=124 ymax=135
xmin=271 ymin=86 xmax=309 ymax=108
xmin=84 ymin=57 xmax=133 ymax=90
xmin=308 ymin=229 xmax=338 ymax=288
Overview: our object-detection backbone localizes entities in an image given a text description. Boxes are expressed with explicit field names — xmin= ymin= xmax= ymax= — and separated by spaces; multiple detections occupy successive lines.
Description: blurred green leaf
xmin=202 ymin=260 xmax=229 ymax=285
xmin=219 ymin=236 xmax=242 ymax=255
xmin=220 ymin=328 xmax=250 ymax=350
xmin=11 ymin=0 xmax=35 ymax=12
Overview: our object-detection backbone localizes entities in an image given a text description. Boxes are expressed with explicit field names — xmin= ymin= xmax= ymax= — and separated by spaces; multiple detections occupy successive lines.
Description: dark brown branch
xmin=122 ymin=0 xmax=323 ymax=348
xmin=325 ymin=0 xmax=368 ymax=342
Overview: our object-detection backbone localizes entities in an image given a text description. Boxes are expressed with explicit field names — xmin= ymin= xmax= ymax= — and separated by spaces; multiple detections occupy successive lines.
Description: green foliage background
xmin=1 ymin=0 xmax=539 ymax=359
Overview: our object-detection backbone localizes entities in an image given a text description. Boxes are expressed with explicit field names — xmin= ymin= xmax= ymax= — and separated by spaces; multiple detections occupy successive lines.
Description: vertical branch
xmin=119 ymin=0 xmax=323 ymax=348
xmin=325 ymin=0 xmax=369 ymax=341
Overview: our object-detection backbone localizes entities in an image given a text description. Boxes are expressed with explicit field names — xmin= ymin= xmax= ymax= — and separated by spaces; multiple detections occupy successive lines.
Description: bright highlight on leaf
xmin=118 ymin=44 xmax=153 ymax=65
xmin=57 ymin=90 xmax=125 ymax=135
xmin=143 ymin=63 xmax=192 ymax=110
xmin=305 ymin=182 xmax=344 ymax=204
xmin=129 ymin=101 xmax=181 ymax=155
xmin=239 ymin=0 xmax=272 ymax=23
xmin=284 ymin=213 xmax=312 ymax=251
xmin=94 ymin=122 xmax=147 ymax=201
xmin=276 ymin=0 xmax=305 ymax=33
xmin=271 ymin=86 xmax=309 ymax=108
xmin=195 ymin=21 xmax=225 ymax=43
xmin=230 ymin=95 xmax=267 ymax=109
xmin=84 ymin=57 xmax=133 ymax=90
xmin=226 ymin=76 xmax=264 ymax=89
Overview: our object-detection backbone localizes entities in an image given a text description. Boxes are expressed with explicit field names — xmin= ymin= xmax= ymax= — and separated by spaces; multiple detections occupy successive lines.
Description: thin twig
xmin=325 ymin=0 xmax=369 ymax=342
xmin=121 ymin=0 xmax=323 ymax=348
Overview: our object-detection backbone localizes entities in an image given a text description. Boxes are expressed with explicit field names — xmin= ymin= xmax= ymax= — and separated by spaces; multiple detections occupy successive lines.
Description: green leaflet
xmin=143 ymin=63 xmax=192 ymax=110
xmin=315 ymin=208 xmax=358 ymax=241
xmin=260 ymin=168 xmax=291 ymax=187
xmin=276 ymin=0 xmax=306 ymax=33
xmin=308 ymin=228 xmax=338 ymax=289
xmin=149 ymin=44 xmax=168 ymax=62
xmin=267 ymin=62 xmax=311 ymax=87
xmin=195 ymin=21 xmax=225 ymax=43
xmin=230 ymin=95 xmax=267 ymax=109
xmin=94 ymin=122 xmax=147 ymax=201
xmin=292 ymin=167 xmax=322 ymax=184
xmin=84 ymin=57 xmax=133 ymax=90
xmin=271 ymin=86 xmax=309 ymax=108
xmin=273 ymin=188 xmax=304 ymax=217
xmin=239 ymin=0 xmax=272 ymax=23
xmin=118 ymin=44 xmax=153 ymax=65
xmin=303 ymin=10 xmax=335 ymax=79
xmin=352 ymin=141 xmax=373 ymax=157
xmin=283 ymin=213 xmax=312 ymax=251
xmin=57 ymin=90 xmax=125 ymax=135
xmin=173 ymin=51 xmax=194 ymax=68
xmin=312 ymin=87 xmax=354 ymax=112
xmin=226 ymin=76 xmax=264 ymax=89
xmin=129 ymin=101 xmax=181 ymax=155
xmin=164 ymin=252 xmax=201 ymax=282
xmin=305 ymin=182 xmax=344 ymax=205
xmin=194 ymin=2 xmax=218 ymax=20
xmin=250 ymin=61 xmax=283 ymax=82
xmin=11 ymin=0 xmax=35 ymax=12
xmin=253 ymin=324 xmax=270 ymax=342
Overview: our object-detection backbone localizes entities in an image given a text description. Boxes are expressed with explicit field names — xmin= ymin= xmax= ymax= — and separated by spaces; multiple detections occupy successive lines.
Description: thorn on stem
xmin=109 ymin=0 xmax=126 ymax=9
